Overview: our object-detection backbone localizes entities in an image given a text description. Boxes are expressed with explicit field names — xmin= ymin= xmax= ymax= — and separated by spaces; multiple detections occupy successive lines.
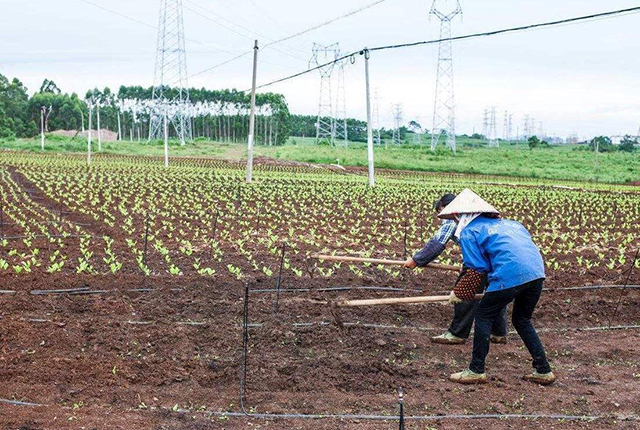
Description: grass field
xmin=1 ymin=135 xmax=638 ymax=184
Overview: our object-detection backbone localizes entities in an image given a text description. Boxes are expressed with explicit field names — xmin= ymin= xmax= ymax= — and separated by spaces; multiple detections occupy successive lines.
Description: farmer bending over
xmin=404 ymin=193 xmax=507 ymax=345
xmin=440 ymin=189 xmax=555 ymax=385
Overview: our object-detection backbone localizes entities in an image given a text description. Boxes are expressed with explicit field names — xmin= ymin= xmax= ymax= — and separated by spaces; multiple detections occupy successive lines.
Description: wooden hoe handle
xmin=337 ymin=294 xmax=484 ymax=307
xmin=312 ymin=254 xmax=460 ymax=272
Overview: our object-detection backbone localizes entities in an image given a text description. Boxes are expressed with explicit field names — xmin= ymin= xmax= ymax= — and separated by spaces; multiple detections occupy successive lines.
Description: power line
xmin=74 ymin=0 xmax=242 ymax=56
xmin=250 ymin=5 xmax=640 ymax=91
xmin=262 ymin=0 xmax=390 ymax=50
xmin=189 ymin=50 xmax=253 ymax=79
xmin=370 ymin=5 xmax=640 ymax=52
xmin=189 ymin=0 xmax=389 ymax=78
xmin=183 ymin=1 xmax=308 ymax=62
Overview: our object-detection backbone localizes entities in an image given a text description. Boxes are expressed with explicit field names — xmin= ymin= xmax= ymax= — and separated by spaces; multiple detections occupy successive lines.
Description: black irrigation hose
xmin=240 ymin=283 xmax=251 ymax=416
xmin=246 ymin=320 xmax=640 ymax=333
xmin=0 ymin=284 xmax=636 ymax=297
xmin=207 ymin=410 xmax=610 ymax=422
xmin=608 ymin=248 xmax=640 ymax=327
xmin=250 ymin=285 xmax=640 ymax=294
xmin=272 ymin=242 xmax=286 ymax=314
xmin=0 ymin=398 xmax=46 ymax=407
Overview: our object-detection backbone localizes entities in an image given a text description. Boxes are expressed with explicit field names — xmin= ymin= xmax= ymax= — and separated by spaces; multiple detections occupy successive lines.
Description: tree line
xmin=0 ymin=73 xmax=290 ymax=145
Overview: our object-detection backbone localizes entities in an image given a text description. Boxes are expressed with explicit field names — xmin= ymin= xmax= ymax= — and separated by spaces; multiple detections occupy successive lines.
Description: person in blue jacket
xmin=404 ymin=193 xmax=507 ymax=345
xmin=438 ymin=189 xmax=555 ymax=385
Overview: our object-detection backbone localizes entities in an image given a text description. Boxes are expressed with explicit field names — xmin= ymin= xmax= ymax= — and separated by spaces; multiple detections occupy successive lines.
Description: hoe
xmin=310 ymin=254 xmax=481 ymax=329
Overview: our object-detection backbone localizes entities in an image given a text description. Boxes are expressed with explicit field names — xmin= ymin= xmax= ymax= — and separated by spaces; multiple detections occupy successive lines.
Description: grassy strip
xmin=1 ymin=136 xmax=638 ymax=184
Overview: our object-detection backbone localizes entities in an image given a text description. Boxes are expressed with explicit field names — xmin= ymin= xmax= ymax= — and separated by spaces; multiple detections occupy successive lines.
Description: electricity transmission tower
xmin=523 ymin=114 xmax=534 ymax=140
xmin=429 ymin=0 xmax=462 ymax=153
xmin=502 ymin=110 xmax=509 ymax=141
xmin=392 ymin=103 xmax=403 ymax=145
xmin=482 ymin=108 xmax=490 ymax=139
xmin=149 ymin=0 xmax=192 ymax=145
xmin=310 ymin=43 xmax=340 ymax=144
xmin=487 ymin=106 xmax=498 ymax=147
xmin=334 ymin=56 xmax=348 ymax=145
xmin=503 ymin=111 xmax=513 ymax=143
xmin=373 ymin=88 xmax=382 ymax=146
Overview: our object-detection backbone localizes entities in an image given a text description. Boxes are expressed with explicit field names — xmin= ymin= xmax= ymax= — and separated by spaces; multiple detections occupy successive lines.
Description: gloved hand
xmin=448 ymin=290 xmax=463 ymax=304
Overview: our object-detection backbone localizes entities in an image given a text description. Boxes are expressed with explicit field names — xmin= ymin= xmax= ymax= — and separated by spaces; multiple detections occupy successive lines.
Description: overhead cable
xmin=250 ymin=5 xmax=640 ymax=91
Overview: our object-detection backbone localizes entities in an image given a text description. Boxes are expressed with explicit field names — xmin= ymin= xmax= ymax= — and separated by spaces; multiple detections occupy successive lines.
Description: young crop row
xmin=0 ymin=152 xmax=638 ymax=283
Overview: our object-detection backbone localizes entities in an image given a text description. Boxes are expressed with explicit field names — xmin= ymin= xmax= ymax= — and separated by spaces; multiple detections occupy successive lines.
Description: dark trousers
xmin=448 ymin=300 xmax=508 ymax=339
xmin=469 ymin=278 xmax=551 ymax=374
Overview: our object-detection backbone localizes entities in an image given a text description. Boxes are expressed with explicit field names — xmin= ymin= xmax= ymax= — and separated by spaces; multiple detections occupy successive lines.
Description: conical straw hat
xmin=438 ymin=188 xmax=499 ymax=220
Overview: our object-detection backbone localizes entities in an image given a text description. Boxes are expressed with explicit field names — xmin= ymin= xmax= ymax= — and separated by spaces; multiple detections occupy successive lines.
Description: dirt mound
xmin=51 ymin=129 xmax=118 ymax=141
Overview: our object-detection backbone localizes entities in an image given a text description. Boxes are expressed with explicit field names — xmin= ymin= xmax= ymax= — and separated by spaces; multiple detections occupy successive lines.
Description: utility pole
xmin=164 ymin=108 xmax=169 ymax=167
xmin=96 ymin=101 xmax=102 ymax=151
xmin=87 ymin=102 xmax=93 ymax=166
xmin=364 ymin=48 xmax=375 ymax=187
xmin=246 ymin=40 xmax=259 ymax=183
xmin=430 ymin=0 xmax=462 ymax=153
xmin=310 ymin=42 xmax=340 ymax=145
xmin=40 ymin=106 xmax=50 ymax=151
xmin=117 ymin=102 xmax=123 ymax=141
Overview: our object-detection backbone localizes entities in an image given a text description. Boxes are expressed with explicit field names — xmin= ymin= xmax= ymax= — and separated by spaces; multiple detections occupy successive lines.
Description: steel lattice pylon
xmin=310 ymin=43 xmax=340 ymax=144
xmin=334 ymin=57 xmax=348 ymax=145
xmin=149 ymin=0 xmax=192 ymax=144
xmin=391 ymin=103 xmax=403 ymax=145
xmin=430 ymin=0 xmax=461 ymax=153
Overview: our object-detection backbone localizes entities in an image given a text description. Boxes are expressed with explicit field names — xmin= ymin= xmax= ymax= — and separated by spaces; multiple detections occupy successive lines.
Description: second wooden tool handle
xmin=312 ymin=254 xmax=460 ymax=272
xmin=337 ymin=294 xmax=484 ymax=307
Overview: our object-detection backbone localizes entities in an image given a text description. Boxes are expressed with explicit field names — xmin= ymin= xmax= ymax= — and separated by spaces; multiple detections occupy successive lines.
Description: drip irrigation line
xmin=1 ymin=284 xmax=636 ymax=299
xmin=207 ymin=410 xmax=608 ymax=422
xmin=608 ymin=248 xmax=640 ymax=327
xmin=250 ymin=5 xmax=640 ymax=91
xmin=247 ymin=320 xmax=640 ymax=334
xmin=240 ymin=283 xmax=251 ymax=415
xmin=272 ymin=242 xmax=286 ymax=314
xmin=0 ymin=398 xmax=46 ymax=407
xmin=252 ymin=286 xmax=423 ymax=294
xmin=249 ymin=285 xmax=640 ymax=294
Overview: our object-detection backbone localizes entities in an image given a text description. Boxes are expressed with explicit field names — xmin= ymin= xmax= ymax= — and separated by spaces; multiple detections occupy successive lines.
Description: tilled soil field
xmin=1 ymin=153 xmax=639 ymax=429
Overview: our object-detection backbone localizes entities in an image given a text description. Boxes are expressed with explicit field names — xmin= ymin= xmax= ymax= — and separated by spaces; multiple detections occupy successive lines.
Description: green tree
xmin=618 ymin=135 xmax=637 ymax=153
xmin=589 ymin=136 xmax=614 ymax=153
xmin=528 ymin=135 xmax=540 ymax=149
xmin=0 ymin=74 xmax=33 ymax=138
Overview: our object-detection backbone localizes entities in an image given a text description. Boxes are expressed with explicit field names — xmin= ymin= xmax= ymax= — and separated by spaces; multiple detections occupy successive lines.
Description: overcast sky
xmin=2 ymin=0 xmax=640 ymax=138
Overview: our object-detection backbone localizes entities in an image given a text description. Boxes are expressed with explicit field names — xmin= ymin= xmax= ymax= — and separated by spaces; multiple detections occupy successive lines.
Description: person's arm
xmin=406 ymin=219 xmax=456 ymax=268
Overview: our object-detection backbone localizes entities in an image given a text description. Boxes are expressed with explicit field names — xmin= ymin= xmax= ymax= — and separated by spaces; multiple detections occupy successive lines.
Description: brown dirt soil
xmin=0 ymin=158 xmax=639 ymax=429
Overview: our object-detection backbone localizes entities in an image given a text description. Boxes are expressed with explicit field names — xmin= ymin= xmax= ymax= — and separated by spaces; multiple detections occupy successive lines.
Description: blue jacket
xmin=459 ymin=216 xmax=545 ymax=292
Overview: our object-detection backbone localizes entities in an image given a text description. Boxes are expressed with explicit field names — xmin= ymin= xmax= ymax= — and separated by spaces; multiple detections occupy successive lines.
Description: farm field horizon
xmin=0 ymin=152 xmax=639 ymax=428
xmin=1 ymin=135 xmax=640 ymax=184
